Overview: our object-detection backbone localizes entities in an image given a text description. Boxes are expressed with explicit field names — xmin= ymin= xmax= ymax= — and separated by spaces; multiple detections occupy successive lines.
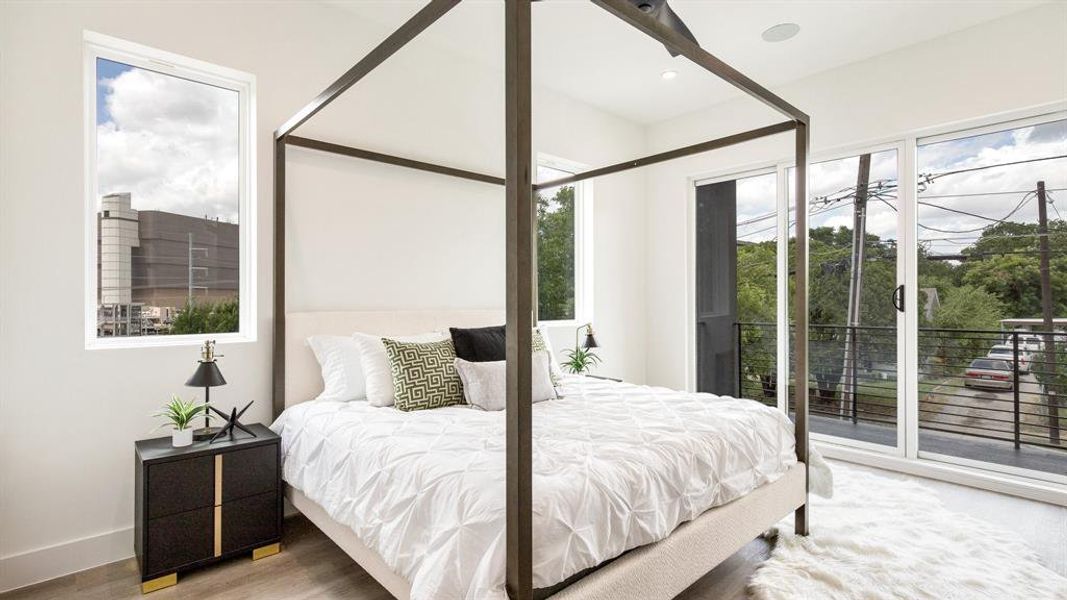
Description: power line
xmin=921 ymin=154 xmax=1067 ymax=182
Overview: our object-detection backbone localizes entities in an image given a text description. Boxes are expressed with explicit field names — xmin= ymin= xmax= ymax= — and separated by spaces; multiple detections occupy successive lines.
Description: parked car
xmin=987 ymin=344 xmax=1031 ymax=374
xmin=1005 ymin=330 xmax=1044 ymax=353
xmin=964 ymin=358 xmax=1014 ymax=390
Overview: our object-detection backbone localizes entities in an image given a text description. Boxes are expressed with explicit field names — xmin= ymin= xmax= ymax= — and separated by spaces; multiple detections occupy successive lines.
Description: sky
xmin=734 ymin=119 xmax=1067 ymax=257
xmin=96 ymin=58 xmax=240 ymax=223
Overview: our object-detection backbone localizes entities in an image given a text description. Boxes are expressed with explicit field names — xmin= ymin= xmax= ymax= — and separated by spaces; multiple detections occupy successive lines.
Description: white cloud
xmin=97 ymin=66 xmax=239 ymax=222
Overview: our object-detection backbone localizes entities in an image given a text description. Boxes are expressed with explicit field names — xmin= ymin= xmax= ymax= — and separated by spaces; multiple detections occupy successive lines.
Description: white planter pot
xmin=172 ymin=428 xmax=193 ymax=447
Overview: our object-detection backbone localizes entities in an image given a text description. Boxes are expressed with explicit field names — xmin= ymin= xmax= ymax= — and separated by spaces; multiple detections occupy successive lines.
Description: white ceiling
xmin=328 ymin=0 xmax=1045 ymax=125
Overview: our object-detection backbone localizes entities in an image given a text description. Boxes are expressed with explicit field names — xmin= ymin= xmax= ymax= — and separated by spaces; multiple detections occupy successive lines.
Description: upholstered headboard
xmin=284 ymin=309 xmax=505 ymax=410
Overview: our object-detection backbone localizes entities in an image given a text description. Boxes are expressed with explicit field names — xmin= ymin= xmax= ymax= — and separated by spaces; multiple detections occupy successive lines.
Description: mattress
xmin=271 ymin=375 xmax=813 ymax=600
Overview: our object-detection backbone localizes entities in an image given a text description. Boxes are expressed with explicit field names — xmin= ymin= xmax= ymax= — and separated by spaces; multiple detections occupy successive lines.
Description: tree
xmin=958 ymin=220 xmax=1067 ymax=318
xmin=537 ymin=185 xmax=575 ymax=321
xmin=170 ymin=298 xmax=239 ymax=335
xmin=929 ymin=285 xmax=1005 ymax=372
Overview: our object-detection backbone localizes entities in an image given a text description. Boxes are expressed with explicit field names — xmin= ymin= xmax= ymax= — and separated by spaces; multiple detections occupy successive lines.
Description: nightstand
xmin=134 ymin=423 xmax=281 ymax=593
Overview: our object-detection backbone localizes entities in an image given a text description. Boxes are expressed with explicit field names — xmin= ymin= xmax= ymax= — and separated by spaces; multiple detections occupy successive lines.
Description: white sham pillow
xmin=353 ymin=331 xmax=447 ymax=407
xmin=536 ymin=325 xmax=566 ymax=381
xmin=307 ymin=335 xmax=366 ymax=402
xmin=454 ymin=351 xmax=556 ymax=411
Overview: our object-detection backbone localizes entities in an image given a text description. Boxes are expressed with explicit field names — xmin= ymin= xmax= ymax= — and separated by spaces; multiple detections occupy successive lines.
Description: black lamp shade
xmin=583 ymin=333 xmax=599 ymax=349
xmin=186 ymin=361 xmax=227 ymax=388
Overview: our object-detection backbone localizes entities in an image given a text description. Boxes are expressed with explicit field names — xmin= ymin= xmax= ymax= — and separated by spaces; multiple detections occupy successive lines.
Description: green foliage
xmin=170 ymin=298 xmax=239 ymax=335
xmin=562 ymin=346 xmax=601 ymax=374
xmin=928 ymin=285 xmax=1006 ymax=370
xmin=537 ymin=185 xmax=575 ymax=321
xmin=153 ymin=395 xmax=205 ymax=431
xmin=958 ymin=221 xmax=1067 ymax=318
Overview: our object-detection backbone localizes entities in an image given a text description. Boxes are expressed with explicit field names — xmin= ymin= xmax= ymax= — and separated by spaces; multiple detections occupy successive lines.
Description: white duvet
xmin=271 ymin=375 xmax=830 ymax=600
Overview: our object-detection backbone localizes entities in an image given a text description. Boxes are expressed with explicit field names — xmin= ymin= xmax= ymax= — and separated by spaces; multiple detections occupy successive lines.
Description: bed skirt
xmin=286 ymin=462 xmax=806 ymax=600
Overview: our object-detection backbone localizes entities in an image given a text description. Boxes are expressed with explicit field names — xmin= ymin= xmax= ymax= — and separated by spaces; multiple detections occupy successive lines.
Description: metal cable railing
xmin=737 ymin=322 xmax=1067 ymax=453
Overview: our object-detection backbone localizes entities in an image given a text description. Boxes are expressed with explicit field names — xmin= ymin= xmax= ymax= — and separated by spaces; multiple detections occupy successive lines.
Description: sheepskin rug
xmin=749 ymin=464 xmax=1067 ymax=600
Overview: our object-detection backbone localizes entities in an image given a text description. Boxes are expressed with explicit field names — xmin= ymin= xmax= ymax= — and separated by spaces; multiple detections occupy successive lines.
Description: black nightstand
xmin=134 ymin=423 xmax=281 ymax=593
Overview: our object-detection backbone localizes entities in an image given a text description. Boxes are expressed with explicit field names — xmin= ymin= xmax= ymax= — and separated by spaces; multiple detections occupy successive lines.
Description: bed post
xmin=793 ymin=121 xmax=810 ymax=536
xmin=504 ymin=0 xmax=534 ymax=598
xmin=273 ymin=136 xmax=287 ymax=420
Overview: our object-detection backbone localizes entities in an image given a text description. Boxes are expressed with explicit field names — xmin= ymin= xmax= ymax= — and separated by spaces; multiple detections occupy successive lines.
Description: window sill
xmin=85 ymin=330 xmax=256 ymax=351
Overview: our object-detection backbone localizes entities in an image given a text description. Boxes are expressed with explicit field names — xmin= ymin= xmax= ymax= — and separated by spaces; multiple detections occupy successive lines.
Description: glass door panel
xmin=916 ymin=118 xmax=1067 ymax=477
xmin=790 ymin=149 xmax=902 ymax=450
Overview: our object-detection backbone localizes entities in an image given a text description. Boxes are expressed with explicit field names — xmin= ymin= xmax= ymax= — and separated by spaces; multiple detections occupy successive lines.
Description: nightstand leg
xmin=252 ymin=542 xmax=281 ymax=560
xmin=141 ymin=573 xmax=177 ymax=594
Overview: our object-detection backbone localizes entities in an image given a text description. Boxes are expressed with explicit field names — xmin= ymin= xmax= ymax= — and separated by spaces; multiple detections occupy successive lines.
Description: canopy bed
xmin=271 ymin=1 xmax=812 ymax=599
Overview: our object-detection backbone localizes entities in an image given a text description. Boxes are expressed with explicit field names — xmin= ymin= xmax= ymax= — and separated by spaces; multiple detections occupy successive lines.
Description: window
xmin=85 ymin=33 xmax=255 ymax=348
xmin=536 ymin=158 xmax=592 ymax=323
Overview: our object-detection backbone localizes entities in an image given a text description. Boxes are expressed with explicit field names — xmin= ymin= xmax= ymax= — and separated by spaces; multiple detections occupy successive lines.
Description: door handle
xmin=892 ymin=284 xmax=905 ymax=313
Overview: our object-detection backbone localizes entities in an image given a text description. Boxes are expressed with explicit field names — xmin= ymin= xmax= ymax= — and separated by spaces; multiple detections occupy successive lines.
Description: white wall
xmin=0 ymin=1 xmax=646 ymax=591
xmin=642 ymin=3 xmax=1067 ymax=389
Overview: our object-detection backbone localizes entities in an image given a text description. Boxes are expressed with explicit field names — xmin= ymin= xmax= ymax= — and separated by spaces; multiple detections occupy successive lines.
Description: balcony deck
xmin=806 ymin=414 xmax=1067 ymax=475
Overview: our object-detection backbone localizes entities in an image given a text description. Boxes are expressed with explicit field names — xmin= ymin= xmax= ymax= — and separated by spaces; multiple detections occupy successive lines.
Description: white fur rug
xmin=749 ymin=464 xmax=1067 ymax=600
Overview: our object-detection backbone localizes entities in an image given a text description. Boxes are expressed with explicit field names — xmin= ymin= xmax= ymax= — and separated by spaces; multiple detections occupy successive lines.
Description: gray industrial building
xmin=97 ymin=193 xmax=238 ymax=336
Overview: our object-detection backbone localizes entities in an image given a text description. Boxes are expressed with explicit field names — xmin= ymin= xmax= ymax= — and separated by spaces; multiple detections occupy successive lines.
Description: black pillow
xmin=450 ymin=325 xmax=506 ymax=362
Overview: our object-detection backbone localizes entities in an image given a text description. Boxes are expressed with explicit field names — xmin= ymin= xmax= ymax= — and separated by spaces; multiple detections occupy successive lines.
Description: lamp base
xmin=192 ymin=426 xmax=222 ymax=441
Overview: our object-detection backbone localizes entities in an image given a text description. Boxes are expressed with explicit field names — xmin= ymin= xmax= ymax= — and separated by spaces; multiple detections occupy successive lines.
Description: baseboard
xmin=0 ymin=501 xmax=301 ymax=593
xmin=0 ymin=527 xmax=133 ymax=593
xmin=818 ymin=442 xmax=1067 ymax=507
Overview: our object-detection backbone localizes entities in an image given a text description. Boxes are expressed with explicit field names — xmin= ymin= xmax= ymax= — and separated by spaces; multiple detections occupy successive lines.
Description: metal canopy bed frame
xmin=272 ymin=1 xmax=810 ymax=598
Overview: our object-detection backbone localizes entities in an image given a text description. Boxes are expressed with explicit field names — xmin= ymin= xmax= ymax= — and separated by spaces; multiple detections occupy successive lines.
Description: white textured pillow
xmin=307 ymin=335 xmax=365 ymax=402
xmin=536 ymin=325 xmax=566 ymax=381
xmin=454 ymin=351 xmax=556 ymax=411
xmin=353 ymin=331 xmax=446 ymax=407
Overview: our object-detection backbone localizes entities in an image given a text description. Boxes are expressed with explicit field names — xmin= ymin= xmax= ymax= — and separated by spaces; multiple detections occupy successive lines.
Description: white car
xmin=987 ymin=344 xmax=1031 ymax=374
xmin=1005 ymin=330 xmax=1044 ymax=353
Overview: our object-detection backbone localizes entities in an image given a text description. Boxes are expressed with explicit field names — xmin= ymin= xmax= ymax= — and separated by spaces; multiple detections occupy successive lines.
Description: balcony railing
xmin=737 ymin=323 xmax=1067 ymax=462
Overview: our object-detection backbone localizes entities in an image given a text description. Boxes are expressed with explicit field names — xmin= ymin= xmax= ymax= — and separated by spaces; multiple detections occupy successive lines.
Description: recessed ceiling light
xmin=762 ymin=23 xmax=800 ymax=43
xmin=661 ymin=70 xmax=678 ymax=81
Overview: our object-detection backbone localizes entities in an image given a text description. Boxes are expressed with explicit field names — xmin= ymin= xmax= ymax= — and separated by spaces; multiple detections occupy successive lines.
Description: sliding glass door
xmin=698 ymin=111 xmax=1067 ymax=481
xmin=789 ymin=147 xmax=905 ymax=452
xmin=915 ymin=115 xmax=1067 ymax=479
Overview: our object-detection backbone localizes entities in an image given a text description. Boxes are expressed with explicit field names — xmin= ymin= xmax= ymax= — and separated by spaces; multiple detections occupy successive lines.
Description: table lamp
xmin=186 ymin=340 xmax=227 ymax=441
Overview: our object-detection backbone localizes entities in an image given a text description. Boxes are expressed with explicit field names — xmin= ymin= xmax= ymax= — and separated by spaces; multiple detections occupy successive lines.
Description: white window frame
xmin=83 ymin=31 xmax=257 ymax=349
xmin=535 ymin=154 xmax=594 ymax=327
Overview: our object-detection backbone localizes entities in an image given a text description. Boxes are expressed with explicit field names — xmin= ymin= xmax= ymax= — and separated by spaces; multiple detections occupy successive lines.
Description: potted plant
xmin=154 ymin=395 xmax=206 ymax=447
xmin=563 ymin=346 xmax=602 ymax=375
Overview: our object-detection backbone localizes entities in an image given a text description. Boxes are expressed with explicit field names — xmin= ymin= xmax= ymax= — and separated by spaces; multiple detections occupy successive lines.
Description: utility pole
xmin=1037 ymin=181 xmax=1060 ymax=444
xmin=841 ymin=153 xmax=871 ymax=417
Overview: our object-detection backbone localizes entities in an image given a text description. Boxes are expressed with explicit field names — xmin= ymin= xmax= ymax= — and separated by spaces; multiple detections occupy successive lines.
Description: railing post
xmin=736 ymin=322 xmax=743 ymax=398
xmin=851 ymin=325 xmax=859 ymax=425
xmin=1013 ymin=332 xmax=1021 ymax=450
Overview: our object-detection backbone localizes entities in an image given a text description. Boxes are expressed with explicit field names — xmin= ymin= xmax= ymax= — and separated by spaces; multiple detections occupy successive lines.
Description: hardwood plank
xmin=0 ymin=516 xmax=765 ymax=600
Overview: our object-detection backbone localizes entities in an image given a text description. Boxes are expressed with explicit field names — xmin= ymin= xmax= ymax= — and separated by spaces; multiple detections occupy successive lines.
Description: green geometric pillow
xmin=382 ymin=338 xmax=466 ymax=411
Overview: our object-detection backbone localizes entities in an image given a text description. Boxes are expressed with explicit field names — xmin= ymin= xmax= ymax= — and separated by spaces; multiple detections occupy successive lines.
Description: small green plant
xmin=563 ymin=346 xmax=601 ymax=374
xmin=153 ymin=395 xmax=206 ymax=431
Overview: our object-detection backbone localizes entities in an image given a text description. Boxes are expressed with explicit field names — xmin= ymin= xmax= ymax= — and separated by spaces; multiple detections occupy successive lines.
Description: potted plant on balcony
xmin=153 ymin=395 xmax=206 ymax=447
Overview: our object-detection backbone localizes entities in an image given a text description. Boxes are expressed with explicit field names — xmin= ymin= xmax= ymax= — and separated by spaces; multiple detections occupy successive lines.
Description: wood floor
xmin=0 ymin=514 xmax=768 ymax=600
xmin=4 ymin=459 xmax=1063 ymax=599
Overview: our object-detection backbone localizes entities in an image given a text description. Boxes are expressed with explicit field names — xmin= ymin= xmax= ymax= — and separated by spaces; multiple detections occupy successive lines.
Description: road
xmin=919 ymin=373 xmax=1063 ymax=445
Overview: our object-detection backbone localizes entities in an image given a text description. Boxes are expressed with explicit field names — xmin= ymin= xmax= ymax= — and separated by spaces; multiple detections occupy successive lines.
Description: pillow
xmin=533 ymin=327 xmax=564 ymax=384
xmin=353 ymin=331 xmax=446 ymax=407
xmin=449 ymin=324 xmax=563 ymax=382
xmin=382 ymin=338 xmax=465 ymax=411
xmin=450 ymin=325 xmax=506 ymax=362
xmin=454 ymin=351 xmax=556 ymax=411
xmin=306 ymin=335 xmax=365 ymax=402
